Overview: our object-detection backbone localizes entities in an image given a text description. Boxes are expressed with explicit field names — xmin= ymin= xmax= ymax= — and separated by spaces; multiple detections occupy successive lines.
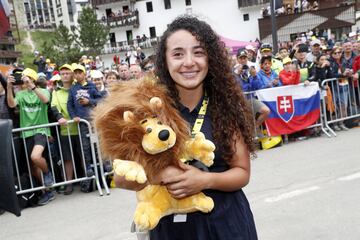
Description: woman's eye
xmin=157 ymin=121 xmax=162 ymax=125
xmin=173 ymin=52 xmax=183 ymax=57
xmin=195 ymin=51 xmax=205 ymax=56
xmin=146 ymin=128 xmax=152 ymax=133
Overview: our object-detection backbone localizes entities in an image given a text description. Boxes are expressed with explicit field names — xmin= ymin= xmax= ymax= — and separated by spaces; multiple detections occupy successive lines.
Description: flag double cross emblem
xmin=276 ymin=95 xmax=294 ymax=122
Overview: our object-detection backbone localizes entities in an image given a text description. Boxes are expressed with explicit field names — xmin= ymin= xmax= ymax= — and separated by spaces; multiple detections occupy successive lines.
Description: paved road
xmin=1 ymin=128 xmax=359 ymax=240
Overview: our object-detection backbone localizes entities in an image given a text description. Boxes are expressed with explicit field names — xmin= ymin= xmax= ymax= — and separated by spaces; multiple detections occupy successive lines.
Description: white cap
xmin=90 ymin=70 xmax=103 ymax=79
xmin=349 ymin=32 xmax=357 ymax=38
xmin=310 ymin=39 xmax=321 ymax=46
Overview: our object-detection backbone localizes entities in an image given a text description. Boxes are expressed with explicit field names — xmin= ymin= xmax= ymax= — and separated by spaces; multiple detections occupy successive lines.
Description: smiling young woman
xmin=151 ymin=16 xmax=258 ymax=240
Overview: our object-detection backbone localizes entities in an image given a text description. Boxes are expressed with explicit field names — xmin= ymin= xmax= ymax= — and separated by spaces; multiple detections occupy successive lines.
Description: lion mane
xmin=92 ymin=78 xmax=190 ymax=181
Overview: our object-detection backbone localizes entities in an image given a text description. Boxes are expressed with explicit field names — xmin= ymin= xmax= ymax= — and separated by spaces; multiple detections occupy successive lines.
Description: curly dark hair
xmin=155 ymin=15 xmax=255 ymax=162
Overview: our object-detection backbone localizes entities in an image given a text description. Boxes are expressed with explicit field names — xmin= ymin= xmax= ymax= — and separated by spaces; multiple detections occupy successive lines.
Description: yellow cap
xmin=46 ymin=59 xmax=51 ymax=63
xmin=22 ymin=68 xmax=38 ymax=81
xmin=73 ymin=64 xmax=86 ymax=73
xmin=282 ymin=57 xmax=292 ymax=65
xmin=59 ymin=64 xmax=73 ymax=71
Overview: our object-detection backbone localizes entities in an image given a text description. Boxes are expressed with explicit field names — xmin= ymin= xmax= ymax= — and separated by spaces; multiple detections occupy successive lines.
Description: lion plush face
xmin=92 ymin=78 xmax=190 ymax=181
xmin=123 ymin=97 xmax=177 ymax=155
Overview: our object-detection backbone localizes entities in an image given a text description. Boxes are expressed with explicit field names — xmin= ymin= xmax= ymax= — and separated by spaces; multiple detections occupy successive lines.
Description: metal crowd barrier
xmin=11 ymin=119 xmax=104 ymax=196
xmin=321 ymin=78 xmax=360 ymax=137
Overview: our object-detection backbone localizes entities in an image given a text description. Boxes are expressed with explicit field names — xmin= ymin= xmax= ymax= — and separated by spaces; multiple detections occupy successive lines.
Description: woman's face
xmin=106 ymin=75 xmax=117 ymax=86
xmin=331 ymin=49 xmax=342 ymax=60
xmin=165 ymin=30 xmax=209 ymax=92
xmin=318 ymin=56 xmax=327 ymax=65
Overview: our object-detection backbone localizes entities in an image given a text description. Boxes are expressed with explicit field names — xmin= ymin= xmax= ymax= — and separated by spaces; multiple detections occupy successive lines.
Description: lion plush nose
xmin=158 ymin=130 xmax=170 ymax=141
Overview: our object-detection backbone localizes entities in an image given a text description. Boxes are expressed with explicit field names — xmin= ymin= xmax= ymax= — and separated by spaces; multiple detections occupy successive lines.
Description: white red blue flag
xmin=255 ymin=83 xmax=320 ymax=136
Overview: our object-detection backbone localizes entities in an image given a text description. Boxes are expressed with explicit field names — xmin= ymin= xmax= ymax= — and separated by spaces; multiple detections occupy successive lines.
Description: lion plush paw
xmin=195 ymin=194 xmax=215 ymax=213
xmin=113 ymin=160 xmax=147 ymax=184
xmin=134 ymin=203 xmax=162 ymax=230
xmin=186 ymin=132 xmax=216 ymax=167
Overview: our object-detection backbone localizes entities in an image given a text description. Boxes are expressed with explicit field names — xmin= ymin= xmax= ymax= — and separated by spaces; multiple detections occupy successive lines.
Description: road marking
xmin=264 ymin=186 xmax=320 ymax=203
xmin=338 ymin=172 xmax=360 ymax=181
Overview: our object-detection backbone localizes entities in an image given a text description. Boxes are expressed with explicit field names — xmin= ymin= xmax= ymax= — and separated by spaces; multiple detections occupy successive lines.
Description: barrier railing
xmin=321 ymin=78 xmax=360 ymax=137
xmin=11 ymin=119 xmax=104 ymax=196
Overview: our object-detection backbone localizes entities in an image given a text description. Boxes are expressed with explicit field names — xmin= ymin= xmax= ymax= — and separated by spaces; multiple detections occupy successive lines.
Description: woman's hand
xmin=162 ymin=163 xmax=209 ymax=199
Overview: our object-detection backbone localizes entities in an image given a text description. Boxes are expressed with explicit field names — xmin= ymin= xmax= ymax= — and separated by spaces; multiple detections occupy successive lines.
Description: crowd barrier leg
xmin=81 ymin=120 xmax=104 ymax=196
xmin=93 ymin=129 xmax=111 ymax=195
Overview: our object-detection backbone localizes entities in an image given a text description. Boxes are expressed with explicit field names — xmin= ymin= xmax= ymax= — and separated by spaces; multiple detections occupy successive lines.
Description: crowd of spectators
xmin=1 ymin=28 xmax=360 ymax=208
xmin=0 ymin=52 xmax=155 ymax=207
xmin=232 ymin=31 xmax=360 ymax=138
xmin=262 ymin=0 xmax=319 ymax=17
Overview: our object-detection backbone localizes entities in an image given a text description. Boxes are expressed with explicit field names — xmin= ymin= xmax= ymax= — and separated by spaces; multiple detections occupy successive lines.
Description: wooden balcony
xmin=99 ymin=10 xmax=139 ymax=28
xmin=91 ymin=0 xmax=135 ymax=7
xmin=101 ymin=37 xmax=160 ymax=54
xmin=0 ymin=50 xmax=22 ymax=59
xmin=258 ymin=3 xmax=356 ymax=42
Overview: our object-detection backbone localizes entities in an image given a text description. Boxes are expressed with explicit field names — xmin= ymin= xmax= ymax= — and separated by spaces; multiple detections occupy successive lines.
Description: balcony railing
xmin=99 ymin=10 xmax=139 ymax=28
xmin=91 ymin=0 xmax=135 ymax=6
xmin=101 ymin=37 xmax=160 ymax=55
xmin=238 ymin=0 xmax=269 ymax=8
xmin=0 ymin=50 xmax=22 ymax=59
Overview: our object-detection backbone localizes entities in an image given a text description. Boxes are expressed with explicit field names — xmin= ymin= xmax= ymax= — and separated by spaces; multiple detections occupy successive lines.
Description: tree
xmin=42 ymin=24 xmax=82 ymax=66
xmin=76 ymin=7 xmax=110 ymax=56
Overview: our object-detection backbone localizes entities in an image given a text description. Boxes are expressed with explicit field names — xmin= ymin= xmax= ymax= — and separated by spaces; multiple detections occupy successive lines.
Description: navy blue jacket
xmin=67 ymin=81 xmax=102 ymax=120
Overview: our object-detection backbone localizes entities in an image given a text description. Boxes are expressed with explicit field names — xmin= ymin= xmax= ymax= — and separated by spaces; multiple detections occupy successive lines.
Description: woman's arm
xmin=163 ymin=134 xmax=251 ymax=199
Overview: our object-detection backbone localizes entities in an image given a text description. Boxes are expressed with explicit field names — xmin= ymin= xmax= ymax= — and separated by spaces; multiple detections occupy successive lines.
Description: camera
xmin=11 ymin=68 xmax=24 ymax=85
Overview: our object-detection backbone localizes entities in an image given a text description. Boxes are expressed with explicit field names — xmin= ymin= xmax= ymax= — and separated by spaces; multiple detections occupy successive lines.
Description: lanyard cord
xmin=191 ymin=94 xmax=209 ymax=137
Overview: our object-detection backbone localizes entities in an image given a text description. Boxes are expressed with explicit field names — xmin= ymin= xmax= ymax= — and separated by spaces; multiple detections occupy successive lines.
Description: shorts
xmin=249 ymin=98 xmax=266 ymax=114
xmin=24 ymin=133 xmax=47 ymax=157
xmin=59 ymin=135 xmax=81 ymax=161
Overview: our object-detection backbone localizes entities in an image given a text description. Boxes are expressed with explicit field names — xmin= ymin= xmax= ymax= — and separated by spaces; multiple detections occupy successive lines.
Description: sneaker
xmin=43 ymin=171 xmax=54 ymax=187
xmin=85 ymin=166 xmax=94 ymax=177
xmin=339 ymin=124 xmax=349 ymax=131
xmin=80 ymin=180 xmax=93 ymax=193
xmin=57 ymin=185 xmax=66 ymax=194
xmin=332 ymin=125 xmax=341 ymax=131
xmin=64 ymin=184 xmax=74 ymax=195
xmin=37 ymin=191 xmax=55 ymax=206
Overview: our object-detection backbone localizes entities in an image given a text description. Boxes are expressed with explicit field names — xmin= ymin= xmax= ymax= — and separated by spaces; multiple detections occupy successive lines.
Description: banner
xmin=256 ymin=83 xmax=320 ymax=136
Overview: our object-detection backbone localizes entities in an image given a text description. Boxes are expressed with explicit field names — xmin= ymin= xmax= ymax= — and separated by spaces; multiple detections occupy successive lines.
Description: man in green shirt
xmin=50 ymin=64 xmax=79 ymax=195
xmin=7 ymin=68 xmax=55 ymax=205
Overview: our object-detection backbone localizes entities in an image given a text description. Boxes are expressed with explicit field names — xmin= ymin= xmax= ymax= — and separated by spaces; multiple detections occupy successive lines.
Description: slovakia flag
xmin=255 ymin=83 xmax=320 ymax=136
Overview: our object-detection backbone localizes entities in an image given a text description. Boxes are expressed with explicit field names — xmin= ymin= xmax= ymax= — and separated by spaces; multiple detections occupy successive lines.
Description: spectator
xmin=290 ymin=43 xmax=315 ymax=83
xmin=136 ymin=47 xmax=146 ymax=63
xmin=306 ymin=39 xmax=322 ymax=62
xmin=50 ymin=64 xmax=78 ymax=195
xmin=251 ymin=55 xmax=282 ymax=90
xmin=279 ymin=57 xmax=300 ymax=85
xmin=245 ymin=45 xmax=257 ymax=63
xmin=233 ymin=50 xmax=270 ymax=127
xmin=141 ymin=55 xmax=155 ymax=74
xmin=33 ymin=55 xmax=46 ymax=73
xmin=294 ymin=0 xmax=300 ymax=13
xmin=45 ymin=59 xmax=55 ymax=80
xmin=91 ymin=70 xmax=106 ymax=96
xmin=118 ymin=63 xmax=130 ymax=81
xmin=314 ymin=54 xmax=332 ymax=87
xmin=256 ymin=43 xmax=283 ymax=75
xmin=6 ymin=68 xmax=55 ymax=205
xmin=129 ymin=64 xmax=142 ymax=80
xmin=125 ymin=46 xmax=138 ymax=65
xmin=104 ymin=71 xmax=119 ymax=88
xmin=278 ymin=47 xmax=289 ymax=61
xmin=67 ymin=64 xmax=102 ymax=192
xmin=312 ymin=0 xmax=319 ymax=10
xmin=328 ymin=47 xmax=349 ymax=131
xmin=95 ymin=56 xmax=104 ymax=72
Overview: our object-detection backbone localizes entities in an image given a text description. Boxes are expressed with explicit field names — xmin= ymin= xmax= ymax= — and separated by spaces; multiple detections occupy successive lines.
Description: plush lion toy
xmin=93 ymin=77 xmax=215 ymax=230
